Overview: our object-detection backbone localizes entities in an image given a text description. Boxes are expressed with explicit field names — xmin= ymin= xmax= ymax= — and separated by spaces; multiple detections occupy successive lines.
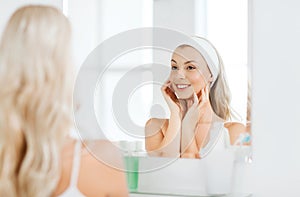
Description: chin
xmin=176 ymin=92 xmax=193 ymax=100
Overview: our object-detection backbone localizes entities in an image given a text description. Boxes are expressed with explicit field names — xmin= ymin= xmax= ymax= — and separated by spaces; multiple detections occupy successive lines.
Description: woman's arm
xmin=144 ymin=80 xmax=183 ymax=157
xmin=225 ymin=122 xmax=251 ymax=145
xmin=145 ymin=117 xmax=181 ymax=157
xmin=181 ymin=123 xmax=200 ymax=158
xmin=180 ymin=87 xmax=212 ymax=158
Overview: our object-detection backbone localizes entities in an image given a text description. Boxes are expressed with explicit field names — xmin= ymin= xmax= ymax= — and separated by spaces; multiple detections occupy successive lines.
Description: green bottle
xmin=124 ymin=155 xmax=139 ymax=191
xmin=123 ymin=141 xmax=140 ymax=192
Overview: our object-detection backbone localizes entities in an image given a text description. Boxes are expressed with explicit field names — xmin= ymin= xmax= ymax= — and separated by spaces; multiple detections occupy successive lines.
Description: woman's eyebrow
xmin=171 ymin=59 xmax=177 ymax=63
xmin=184 ymin=60 xmax=197 ymax=64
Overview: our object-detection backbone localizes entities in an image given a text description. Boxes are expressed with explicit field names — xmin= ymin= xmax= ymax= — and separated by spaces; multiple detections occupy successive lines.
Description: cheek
xmin=169 ymin=72 xmax=175 ymax=81
xmin=187 ymin=74 xmax=206 ymax=93
xmin=168 ymin=73 xmax=176 ymax=89
xmin=168 ymin=72 xmax=179 ymax=85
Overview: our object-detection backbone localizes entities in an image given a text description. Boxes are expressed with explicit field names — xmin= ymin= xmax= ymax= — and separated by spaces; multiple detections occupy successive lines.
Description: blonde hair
xmin=0 ymin=5 xmax=73 ymax=196
xmin=209 ymin=51 xmax=231 ymax=120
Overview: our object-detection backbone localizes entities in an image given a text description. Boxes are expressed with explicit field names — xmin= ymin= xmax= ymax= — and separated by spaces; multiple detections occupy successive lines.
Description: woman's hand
xmin=161 ymin=80 xmax=182 ymax=118
xmin=182 ymin=85 xmax=212 ymax=128
xmin=180 ymin=85 xmax=213 ymax=155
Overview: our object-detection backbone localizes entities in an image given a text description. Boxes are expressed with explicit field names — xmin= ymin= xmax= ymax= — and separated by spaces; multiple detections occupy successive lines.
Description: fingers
xmin=198 ymin=85 xmax=210 ymax=107
xmin=161 ymin=80 xmax=178 ymax=103
xmin=192 ymin=92 xmax=199 ymax=108
xmin=205 ymin=84 xmax=210 ymax=100
xmin=186 ymin=98 xmax=194 ymax=109
xmin=161 ymin=80 xmax=171 ymax=95
xmin=161 ymin=80 xmax=171 ymax=90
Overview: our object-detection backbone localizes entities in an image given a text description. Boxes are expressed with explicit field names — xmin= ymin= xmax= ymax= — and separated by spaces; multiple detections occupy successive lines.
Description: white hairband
xmin=176 ymin=36 xmax=220 ymax=87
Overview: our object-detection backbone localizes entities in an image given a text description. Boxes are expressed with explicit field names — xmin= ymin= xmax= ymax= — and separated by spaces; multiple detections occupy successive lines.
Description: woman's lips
xmin=175 ymin=84 xmax=191 ymax=91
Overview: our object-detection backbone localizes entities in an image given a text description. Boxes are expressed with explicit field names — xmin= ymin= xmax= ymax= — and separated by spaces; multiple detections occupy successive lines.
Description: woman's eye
xmin=171 ymin=65 xmax=178 ymax=70
xmin=187 ymin=65 xmax=196 ymax=70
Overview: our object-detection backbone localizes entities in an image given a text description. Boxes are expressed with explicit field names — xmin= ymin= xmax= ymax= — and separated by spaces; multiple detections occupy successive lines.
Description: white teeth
xmin=176 ymin=84 xmax=189 ymax=89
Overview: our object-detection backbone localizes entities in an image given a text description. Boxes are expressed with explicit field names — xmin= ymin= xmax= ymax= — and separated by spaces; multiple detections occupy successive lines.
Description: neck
xmin=178 ymin=97 xmax=214 ymax=120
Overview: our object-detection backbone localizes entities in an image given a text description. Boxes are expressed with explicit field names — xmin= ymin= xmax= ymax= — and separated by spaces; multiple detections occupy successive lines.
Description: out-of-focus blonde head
xmin=0 ymin=5 xmax=73 ymax=197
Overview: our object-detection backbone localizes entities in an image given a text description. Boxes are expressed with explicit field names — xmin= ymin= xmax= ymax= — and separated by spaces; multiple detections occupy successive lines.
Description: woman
xmin=0 ymin=5 xmax=128 ymax=197
xmin=145 ymin=37 xmax=231 ymax=159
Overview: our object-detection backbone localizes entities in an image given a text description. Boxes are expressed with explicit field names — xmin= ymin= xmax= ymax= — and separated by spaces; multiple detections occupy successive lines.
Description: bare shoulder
xmin=83 ymin=139 xmax=118 ymax=151
xmin=80 ymin=139 xmax=128 ymax=196
xmin=145 ymin=118 xmax=168 ymax=129
xmin=57 ymin=139 xmax=128 ymax=197
xmin=82 ymin=139 xmax=124 ymax=168
xmin=224 ymin=122 xmax=248 ymax=145
xmin=224 ymin=122 xmax=246 ymax=131
xmin=145 ymin=118 xmax=168 ymax=135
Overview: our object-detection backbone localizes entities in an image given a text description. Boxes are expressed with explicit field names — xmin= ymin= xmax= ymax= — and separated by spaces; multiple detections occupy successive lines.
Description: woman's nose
xmin=176 ymin=69 xmax=185 ymax=78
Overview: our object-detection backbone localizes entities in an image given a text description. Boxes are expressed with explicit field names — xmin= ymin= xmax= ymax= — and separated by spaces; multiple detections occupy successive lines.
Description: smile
xmin=176 ymin=84 xmax=191 ymax=89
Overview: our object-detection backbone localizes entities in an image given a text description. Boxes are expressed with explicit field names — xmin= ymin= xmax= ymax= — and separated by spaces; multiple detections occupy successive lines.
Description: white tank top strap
xmin=70 ymin=140 xmax=82 ymax=187
xmin=200 ymin=121 xmax=230 ymax=158
xmin=58 ymin=140 xmax=86 ymax=197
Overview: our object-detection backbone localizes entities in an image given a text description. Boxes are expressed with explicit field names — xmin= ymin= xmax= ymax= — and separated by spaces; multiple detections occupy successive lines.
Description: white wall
xmin=67 ymin=0 xmax=101 ymax=69
xmin=153 ymin=0 xmax=196 ymax=34
xmin=250 ymin=0 xmax=300 ymax=196
xmin=68 ymin=0 xmax=149 ymax=70
xmin=206 ymin=0 xmax=248 ymax=122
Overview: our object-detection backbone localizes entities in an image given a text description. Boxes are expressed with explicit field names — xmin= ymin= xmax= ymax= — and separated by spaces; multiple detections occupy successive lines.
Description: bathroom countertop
xmin=130 ymin=192 xmax=252 ymax=197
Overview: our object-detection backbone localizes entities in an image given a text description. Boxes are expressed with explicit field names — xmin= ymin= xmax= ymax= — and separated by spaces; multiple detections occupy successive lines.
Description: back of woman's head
xmin=0 ymin=5 xmax=73 ymax=197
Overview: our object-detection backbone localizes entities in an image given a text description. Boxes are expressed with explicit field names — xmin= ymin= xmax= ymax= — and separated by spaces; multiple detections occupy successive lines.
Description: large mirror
xmin=72 ymin=0 xmax=250 ymax=161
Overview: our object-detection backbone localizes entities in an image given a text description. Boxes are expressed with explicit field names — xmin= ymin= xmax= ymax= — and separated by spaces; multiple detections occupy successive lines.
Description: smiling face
xmin=169 ymin=45 xmax=212 ymax=99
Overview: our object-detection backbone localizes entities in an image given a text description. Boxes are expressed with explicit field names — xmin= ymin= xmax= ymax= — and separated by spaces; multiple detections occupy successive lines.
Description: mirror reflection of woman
xmin=145 ymin=37 xmax=232 ymax=159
